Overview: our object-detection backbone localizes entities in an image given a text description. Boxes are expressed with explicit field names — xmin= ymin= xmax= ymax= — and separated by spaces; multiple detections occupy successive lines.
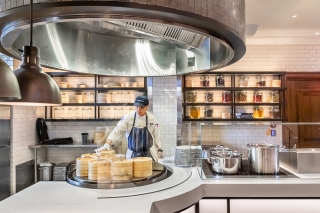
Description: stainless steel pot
xmin=232 ymin=153 xmax=243 ymax=170
xmin=245 ymin=143 xmax=284 ymax=174
xmin=211 ymin=154 xmax=239 ymax=174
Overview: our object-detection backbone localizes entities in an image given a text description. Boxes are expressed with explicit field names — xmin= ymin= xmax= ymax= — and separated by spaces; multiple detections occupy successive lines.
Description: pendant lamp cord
xmin=29 ymin=0 xmax=33 ymax=47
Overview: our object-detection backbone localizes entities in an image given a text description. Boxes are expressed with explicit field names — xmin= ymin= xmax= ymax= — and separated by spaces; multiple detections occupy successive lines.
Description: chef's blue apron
xmin=127 ymin=113 xmax=153 ymax=158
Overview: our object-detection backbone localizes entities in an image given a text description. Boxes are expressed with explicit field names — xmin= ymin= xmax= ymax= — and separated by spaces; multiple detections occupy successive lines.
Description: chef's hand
xmin=158 ymin=149 xmax=163 ymax=159
xmin=94 ymin=143 xmax=111 ymax=153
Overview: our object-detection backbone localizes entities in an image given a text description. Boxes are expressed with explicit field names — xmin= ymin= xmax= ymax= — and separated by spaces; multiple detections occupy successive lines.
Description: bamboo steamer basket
xmin=132 ymin=157 xmax=153 ymax=178
xmin=88 ymin=159 xmax=111 ymax=181
xmin=111 ymin=159 xmax=133 ymax=181
xmin=100 ymin=150 xmax=115 ymax=158
xmin=81 ymin=153 xmax=100 ymax=159
xmin=76 ymin=157 xmax=92 ymax=177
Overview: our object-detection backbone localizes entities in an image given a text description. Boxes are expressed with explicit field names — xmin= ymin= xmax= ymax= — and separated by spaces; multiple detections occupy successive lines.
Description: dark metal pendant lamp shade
xmin=0 ymin=59 xmax=21 ymax=101
xmin=0 ymin=0 xmax=61 ymax=106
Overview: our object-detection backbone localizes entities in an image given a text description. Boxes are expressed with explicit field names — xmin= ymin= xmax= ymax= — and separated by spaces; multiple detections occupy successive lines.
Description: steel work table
xmin=28 ymin=144 xmax=96 ymax=182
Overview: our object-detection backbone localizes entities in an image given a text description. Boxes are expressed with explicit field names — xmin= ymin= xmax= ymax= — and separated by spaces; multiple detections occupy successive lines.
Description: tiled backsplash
xmin=196 ymin=124 xmax=282 ymax=152
xmin=152 ymin=76 xmax=178 ymax=156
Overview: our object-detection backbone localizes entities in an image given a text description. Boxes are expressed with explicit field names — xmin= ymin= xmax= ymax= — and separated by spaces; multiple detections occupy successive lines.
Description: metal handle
xmin=0 ymin=145 xmax=6 ymax=148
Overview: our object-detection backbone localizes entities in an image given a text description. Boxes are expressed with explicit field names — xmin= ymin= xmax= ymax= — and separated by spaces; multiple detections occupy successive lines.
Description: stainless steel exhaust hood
xmin=0 ymin=1 xmax=246 ymax=76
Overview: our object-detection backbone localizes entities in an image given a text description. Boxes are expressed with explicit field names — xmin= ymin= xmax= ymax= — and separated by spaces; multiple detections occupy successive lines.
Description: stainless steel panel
xmin=2 ymin=18 xmax=234 ymax=76
xmin=280 ymin=149 xmax=320 ymax=173
xmin=0 ymin=146 xmax=10 ymax=201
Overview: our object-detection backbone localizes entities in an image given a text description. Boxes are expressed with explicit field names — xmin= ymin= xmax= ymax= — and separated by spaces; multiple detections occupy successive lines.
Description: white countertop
xmin=2 ymin=162 xmax=320 ymax=213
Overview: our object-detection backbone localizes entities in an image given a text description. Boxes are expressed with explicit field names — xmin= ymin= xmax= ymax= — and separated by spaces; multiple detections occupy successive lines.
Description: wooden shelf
xmin=182 ymin=72 xmax=287 ymax=121
xmin=183 ymin=103 xmax=286 ymax=106
xmin=183 ymin=87 xmax=286 ymax=91
xmin=61 ymin=103 xmax=134 ymax=106
xmin=183 ymin=118 xmax=287 ymax=122
xmin=44 ymin=119 xmax=120 ymax=122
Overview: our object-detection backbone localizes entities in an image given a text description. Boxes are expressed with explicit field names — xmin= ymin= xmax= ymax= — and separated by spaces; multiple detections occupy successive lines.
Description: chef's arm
xmin=153 ymin=118 xmax=162 ymax=151
xmin=107 ymin=116 xmax=129 ymax=146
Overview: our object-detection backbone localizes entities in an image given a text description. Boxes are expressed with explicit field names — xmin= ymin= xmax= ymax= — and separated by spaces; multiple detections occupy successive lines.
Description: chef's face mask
xmin=136 ymin=105 xmax=148 ymax=116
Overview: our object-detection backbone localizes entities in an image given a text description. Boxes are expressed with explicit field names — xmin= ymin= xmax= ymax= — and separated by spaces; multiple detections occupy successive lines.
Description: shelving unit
xmin=182 ymin=72 xmax=287 ymax=122
xmin=44 ymin=72 xmax=147 ymax=121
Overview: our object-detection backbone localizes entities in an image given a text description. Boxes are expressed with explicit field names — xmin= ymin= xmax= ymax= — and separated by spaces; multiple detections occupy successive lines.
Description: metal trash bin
xmin=38 ymin=162 xmax=54 ymax=181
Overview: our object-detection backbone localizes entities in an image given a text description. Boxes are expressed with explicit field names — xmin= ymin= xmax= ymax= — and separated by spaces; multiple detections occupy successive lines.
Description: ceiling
xmin=246 ymin=0 xmax=320 ymax=45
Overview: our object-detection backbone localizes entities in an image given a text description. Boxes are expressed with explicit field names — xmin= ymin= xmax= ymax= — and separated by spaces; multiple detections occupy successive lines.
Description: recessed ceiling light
xmin=292 ymin=15 xmax=297 ymax=18
xmin=316 ymin=32 xmax=319 ymax=35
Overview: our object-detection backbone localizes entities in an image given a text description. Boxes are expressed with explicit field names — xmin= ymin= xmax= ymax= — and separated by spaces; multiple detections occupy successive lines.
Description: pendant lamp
xmin=0 ymin=58 xmax=21 ymax=101
xmin=0 ymin=0 xmax=61 ymax=106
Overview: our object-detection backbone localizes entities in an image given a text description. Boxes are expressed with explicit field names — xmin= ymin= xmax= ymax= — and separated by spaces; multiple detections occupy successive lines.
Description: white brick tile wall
xmin=152 ymin=76 xmax=177 ymax=156
xmin=218 ymin=45 xmax=320 ymax=71
xmin=10 ymin=106 xmax=41 ymax=194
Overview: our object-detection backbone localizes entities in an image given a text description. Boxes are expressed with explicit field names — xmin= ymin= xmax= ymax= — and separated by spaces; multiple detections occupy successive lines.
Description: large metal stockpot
xmin=245 ymin=143 xmax=284 ymax=174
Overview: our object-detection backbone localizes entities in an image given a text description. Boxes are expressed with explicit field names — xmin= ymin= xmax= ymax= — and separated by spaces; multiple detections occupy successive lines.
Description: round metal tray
xmin=67 ymin=161 xmax=172 ymax=189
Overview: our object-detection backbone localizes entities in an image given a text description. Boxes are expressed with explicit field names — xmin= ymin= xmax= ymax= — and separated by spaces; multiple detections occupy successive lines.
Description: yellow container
xmin=190 ymin=107 xmax=200 ymax=119
xmin=253 ymin=107 xmax=264 ymax=118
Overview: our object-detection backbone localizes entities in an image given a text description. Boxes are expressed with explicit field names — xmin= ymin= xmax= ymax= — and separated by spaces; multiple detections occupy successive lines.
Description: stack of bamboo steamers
xmin=76 ymin=150 xmax=153 ymax=181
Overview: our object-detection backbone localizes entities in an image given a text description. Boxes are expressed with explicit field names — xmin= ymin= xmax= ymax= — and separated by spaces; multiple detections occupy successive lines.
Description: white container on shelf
xmin=61 ymin=93 xmax=69 ymax=103
xmin=106 ymin=93 xmax=111 ymax=103
xmin=68 ymin=94 xmax=83 ymax=103
xmin=97 ymin=93 xmax=106 ymax=103
xmin=84 ymin=92 xmax=94 ymax=103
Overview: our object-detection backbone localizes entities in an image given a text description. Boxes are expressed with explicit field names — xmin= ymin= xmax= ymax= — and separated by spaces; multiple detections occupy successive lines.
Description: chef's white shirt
xmin=107 ymin=111 xmax=162 ymax=153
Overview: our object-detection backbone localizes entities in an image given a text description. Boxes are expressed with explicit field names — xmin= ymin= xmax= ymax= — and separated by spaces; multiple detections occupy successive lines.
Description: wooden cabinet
xmin=285 ymin=72 xmax=320 ymax=148
xmin=44 ymin=72 xmax=147 ymax=121
xmin=182 ymin=72 xmax=286 ymax=121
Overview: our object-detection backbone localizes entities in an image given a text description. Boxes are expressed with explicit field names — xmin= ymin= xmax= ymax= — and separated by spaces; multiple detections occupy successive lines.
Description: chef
xmin=95 ymin=96 xmax=162 ymax=161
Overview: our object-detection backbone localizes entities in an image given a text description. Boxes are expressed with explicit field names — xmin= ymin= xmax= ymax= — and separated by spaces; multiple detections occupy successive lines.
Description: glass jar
xmin=239 ymin=76 xmax=249 ymax=87
xmin=256 ymin=76 xmax=266 ymax=87
xmin=204 ymin=76 xmax=210 ymax=87
xmin=216 ymin=75 xmax=225 ymax=87
xmin=122 ymin=92 xmax=128 ymax=103
xmin=87 ymin=107 xmax=94 ymax=119
xmin=106 ymin=107 xmax=114 ymax=119
xmin=129 ymin=92 xmax=134 ymax=103
xmin=187 ymin=92 xmax=193 ymax=103
xmin=260 ymin=76 xmax=266 ymax=87
xmin=111 ymin=92 xmax=118 ymax=103
xmin=253 ymin=91 xmax=263 ymax=103
xmin=205 ymin=92 xmax=214 ymax=103
xmin=237 ymin=91 xmax=247 ymax=103
xmin=61 ymin=93 xmax=69 ymax=103
xmin=53 ymin=107 xmax=61 ymax=119
xmin=200 ymin=76 xmax=205 ymax=87
xmin=100 ymin=107 xmax=107 ymax=119
xmin=222 ymin=91 xmax=232 ymax=103
xmin=84 ymin=92 xmax=94 ymax=103
xmin=74 ymin=108 xmax=82 ymax=119
xmin=269 ymin=106 xmax=280 ymax=119
xmin=68 ymin=107 xmax=76 ymax=119
xmin=269 ymin=91 xmax=279 ymax=103
xmin=190 ymin=107 xmax=200 ymax=119
xmin=253 ymin=107 xmax=264 ymax=118
xmin=106 ymin=93 xmax=111 ymax=103
xmin=204 ymin=106 xmax=213 ymax=118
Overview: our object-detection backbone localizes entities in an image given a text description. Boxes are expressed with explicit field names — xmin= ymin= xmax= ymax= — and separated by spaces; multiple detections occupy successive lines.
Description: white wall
xmin=218 ymin=45 xmax=320 ymax=72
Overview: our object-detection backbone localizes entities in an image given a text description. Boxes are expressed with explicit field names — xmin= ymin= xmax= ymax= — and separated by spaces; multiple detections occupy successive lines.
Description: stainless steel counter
xmin=28 ymin=144 xmax=96 ymax=182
